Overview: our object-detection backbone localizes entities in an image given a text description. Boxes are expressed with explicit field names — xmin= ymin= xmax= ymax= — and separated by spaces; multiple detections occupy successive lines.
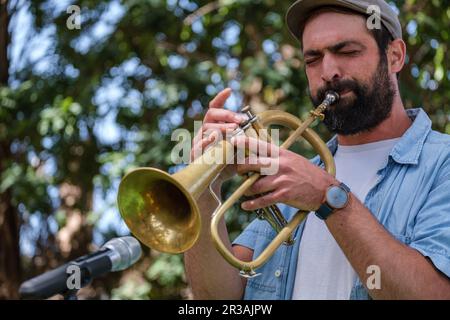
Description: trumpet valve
xmin=310 ymin=109 xmax=325 ymax=121
xmin=239 ymin=105 xmax=258 ymax=129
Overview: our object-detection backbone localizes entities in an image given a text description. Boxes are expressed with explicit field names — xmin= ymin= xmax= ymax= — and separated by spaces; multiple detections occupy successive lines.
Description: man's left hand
xmin=231 ymin=135 xmax=338 ymax=212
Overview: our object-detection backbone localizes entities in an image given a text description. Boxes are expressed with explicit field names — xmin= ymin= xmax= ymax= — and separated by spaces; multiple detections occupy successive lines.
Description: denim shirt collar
xmin=321 ymin=108 xmax=431 ymax=166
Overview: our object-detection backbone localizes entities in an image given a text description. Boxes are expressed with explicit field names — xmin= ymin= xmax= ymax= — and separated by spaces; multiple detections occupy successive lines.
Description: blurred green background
xmin=0 ymin=0 xmax=449 ymax=299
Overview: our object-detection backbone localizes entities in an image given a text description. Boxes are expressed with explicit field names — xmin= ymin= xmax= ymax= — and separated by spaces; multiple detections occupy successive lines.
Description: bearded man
xmin=184 ymin=0 xmax=450 ymax=300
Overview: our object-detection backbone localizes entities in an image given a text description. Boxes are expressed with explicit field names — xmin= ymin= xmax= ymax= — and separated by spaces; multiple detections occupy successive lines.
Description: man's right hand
xmin=190 ymin=88 xmax=247 ymax=184
xmin=190 ymin=88 xmax=247 ymax=161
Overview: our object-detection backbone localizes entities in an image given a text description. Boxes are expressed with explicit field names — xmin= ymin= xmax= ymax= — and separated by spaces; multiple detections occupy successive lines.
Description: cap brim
xmin=286 ymin=0 xmax=369 ymax=41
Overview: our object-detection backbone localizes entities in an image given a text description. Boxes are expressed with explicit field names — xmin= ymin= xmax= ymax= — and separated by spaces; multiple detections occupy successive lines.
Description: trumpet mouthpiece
xmin=324 ymin=91 xmax=340 ymax=105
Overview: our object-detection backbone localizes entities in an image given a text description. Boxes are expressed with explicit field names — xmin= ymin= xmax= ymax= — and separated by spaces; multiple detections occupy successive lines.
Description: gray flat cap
xmin=286 ymin=0 xmax=402 ymax=42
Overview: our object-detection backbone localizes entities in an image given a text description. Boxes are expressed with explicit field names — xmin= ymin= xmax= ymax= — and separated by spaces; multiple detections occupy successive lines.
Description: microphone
xmin=19 ymin=236 xmax=142 ymax=299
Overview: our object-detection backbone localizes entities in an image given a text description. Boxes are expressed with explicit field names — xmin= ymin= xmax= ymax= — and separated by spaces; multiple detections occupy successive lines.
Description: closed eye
xmin=305 ymin=57 xmax=321 ymax=65
xmin=339 ymin=50 xmax=360 ymax=56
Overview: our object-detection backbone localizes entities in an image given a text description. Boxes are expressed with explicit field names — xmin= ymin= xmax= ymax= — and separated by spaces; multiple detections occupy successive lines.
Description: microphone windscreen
xmin=102 ymin=236 xmax=142 ymax=271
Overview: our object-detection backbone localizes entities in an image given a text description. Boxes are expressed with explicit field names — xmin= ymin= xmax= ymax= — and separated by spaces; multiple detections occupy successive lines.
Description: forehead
xmin=302 ymin=11 xmax=374 ymax=50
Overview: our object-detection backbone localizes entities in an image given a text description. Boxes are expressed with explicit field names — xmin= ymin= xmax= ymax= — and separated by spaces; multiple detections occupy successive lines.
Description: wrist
xmin=316 ymin=180 xmax=351 ymax=220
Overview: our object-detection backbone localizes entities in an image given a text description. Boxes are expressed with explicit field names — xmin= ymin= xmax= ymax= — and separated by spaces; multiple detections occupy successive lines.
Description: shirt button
xmin=274 ymin=270 xmax=282 ymax=277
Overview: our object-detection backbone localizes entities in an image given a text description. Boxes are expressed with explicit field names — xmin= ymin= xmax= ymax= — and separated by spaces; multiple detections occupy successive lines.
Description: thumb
xmin=208 ymin=88 xmax=232 ymax=109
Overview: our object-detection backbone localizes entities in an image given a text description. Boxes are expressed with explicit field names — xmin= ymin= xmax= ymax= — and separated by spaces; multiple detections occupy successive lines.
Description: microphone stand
xmin=62 ymin=289 xmax=79 ymax=300
xmin=19 ymin=236 xmax=142 ymax=300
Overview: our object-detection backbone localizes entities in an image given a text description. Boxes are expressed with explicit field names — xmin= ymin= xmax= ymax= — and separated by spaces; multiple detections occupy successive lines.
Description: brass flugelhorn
xmin=117 ymin=91 xmax=339 ymax=277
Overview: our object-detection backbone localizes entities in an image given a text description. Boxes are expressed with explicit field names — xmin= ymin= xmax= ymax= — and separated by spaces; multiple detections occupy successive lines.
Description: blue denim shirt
xmin=233 ymin=108 xmax=450 ymax=300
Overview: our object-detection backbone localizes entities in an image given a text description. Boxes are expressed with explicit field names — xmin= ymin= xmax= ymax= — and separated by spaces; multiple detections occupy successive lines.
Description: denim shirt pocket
xmin=349 ymin=232 xmax=411 ymax=300
xmin=244 ymin=225 xmax=288 ymax=300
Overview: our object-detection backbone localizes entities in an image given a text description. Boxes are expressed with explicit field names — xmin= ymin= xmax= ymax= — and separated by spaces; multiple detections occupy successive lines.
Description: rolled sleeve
xmin=232 ymin=219 xmax=267 ymax=250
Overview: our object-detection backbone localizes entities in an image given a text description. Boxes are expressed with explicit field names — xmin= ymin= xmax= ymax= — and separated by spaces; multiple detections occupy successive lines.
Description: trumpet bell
xmin=117 ymin=168 xmax=201 ymax=253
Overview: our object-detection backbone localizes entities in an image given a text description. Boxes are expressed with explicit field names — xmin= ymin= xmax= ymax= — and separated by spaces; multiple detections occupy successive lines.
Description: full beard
xmin=310 ymin=56 xmax=396 ymax=135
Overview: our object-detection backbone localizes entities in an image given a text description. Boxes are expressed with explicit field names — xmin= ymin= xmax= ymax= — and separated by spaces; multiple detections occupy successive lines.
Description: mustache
xmin=315 ymin=79 xmax=360 ymax=103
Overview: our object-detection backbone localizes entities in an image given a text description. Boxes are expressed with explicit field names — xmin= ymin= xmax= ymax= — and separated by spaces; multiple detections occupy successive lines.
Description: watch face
xmin=326 ymin=185 xmax=349 ymax=209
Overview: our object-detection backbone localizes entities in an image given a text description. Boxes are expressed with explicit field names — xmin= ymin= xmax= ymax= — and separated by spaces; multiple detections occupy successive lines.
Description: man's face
xmin=302 ymin=11 xmax=395 ymax=135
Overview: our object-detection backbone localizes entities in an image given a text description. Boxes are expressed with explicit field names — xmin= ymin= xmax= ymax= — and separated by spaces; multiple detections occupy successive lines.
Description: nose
xmin=320 ymin=53 xmax=342 ymax=83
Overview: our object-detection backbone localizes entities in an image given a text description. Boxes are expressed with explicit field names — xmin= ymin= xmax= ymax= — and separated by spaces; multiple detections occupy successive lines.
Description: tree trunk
xmin=0 ymin=140 xmax=22 ymax=300
xmin=0 ymin=0 xmax=21 ymax=299
xmin=0 ymin=178 xmax=21 ymax=299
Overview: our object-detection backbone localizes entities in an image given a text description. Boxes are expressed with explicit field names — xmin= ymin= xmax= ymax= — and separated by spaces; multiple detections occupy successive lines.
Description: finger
xmin=202 ymin=122 xmax=239 ymax=134
xmin=192 ymin=130 xmax=203 ymax=146
xmin=192 ymin=123 xmax=238 ymax=148
xmin=241 ymin=191 xmax=283 ymax=211
xmin=204 ymin=108 xmax=246 ymax=124
xmin=209 ymin=88 xmax=232 ymax=108
xmin=244 ymin=175 xmax=279 ymax=197
xmin=232 ymin=135 xmax=279 ymax=158
xmin=236 ymin=156 xmax=274 ymax=175
xmin=191 ymin=135 xmax=216 ymax=161
xmin=192 ymin=123 xmax=238 ymax=149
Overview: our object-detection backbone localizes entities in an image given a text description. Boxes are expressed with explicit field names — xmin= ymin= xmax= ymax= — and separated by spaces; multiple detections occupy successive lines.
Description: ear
xmin=387 ymin=39 xmax=406 ymax=74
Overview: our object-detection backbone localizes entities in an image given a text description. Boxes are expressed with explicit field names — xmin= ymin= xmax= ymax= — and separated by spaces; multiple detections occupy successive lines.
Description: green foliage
xmin=111 ymin=280 xmax=152 ymax=300
xmin=146 ymin=254 xmax=185 ymax=287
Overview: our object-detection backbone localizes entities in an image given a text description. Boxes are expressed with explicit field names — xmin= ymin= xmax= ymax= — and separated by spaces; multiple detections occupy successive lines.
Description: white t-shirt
xmin=291 ymin=138 xmax=400 ymax=300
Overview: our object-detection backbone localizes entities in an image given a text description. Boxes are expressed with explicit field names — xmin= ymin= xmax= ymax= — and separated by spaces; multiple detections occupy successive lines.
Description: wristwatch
xmin=315 ymin=182 xmax=351 ymax=220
